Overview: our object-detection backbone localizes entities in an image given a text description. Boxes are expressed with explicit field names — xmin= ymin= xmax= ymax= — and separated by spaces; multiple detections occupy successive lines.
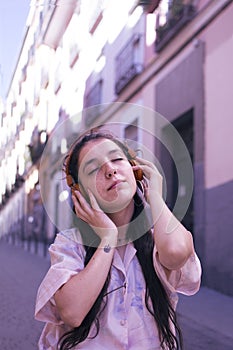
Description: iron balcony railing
xmin=115 ymin=33 xmax=143 ymax=95
xmin=155 ymin=0 xmax=196 ymax=52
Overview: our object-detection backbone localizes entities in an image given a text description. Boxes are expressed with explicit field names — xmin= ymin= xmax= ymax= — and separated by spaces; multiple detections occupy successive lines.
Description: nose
xmin=105 ymin=163 xmax=117 ymax=178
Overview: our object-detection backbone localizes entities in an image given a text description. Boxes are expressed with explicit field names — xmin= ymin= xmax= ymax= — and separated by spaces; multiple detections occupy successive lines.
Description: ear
xmin=129 ymin=159 xmax=143 ymax=181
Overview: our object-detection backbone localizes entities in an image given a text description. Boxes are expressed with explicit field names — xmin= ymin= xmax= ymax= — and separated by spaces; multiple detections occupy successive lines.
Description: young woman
xmin=35 ymin=130 xmax=201 ymax=350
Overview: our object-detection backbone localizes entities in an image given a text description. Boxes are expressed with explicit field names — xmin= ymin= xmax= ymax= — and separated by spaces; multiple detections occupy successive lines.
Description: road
xmin=0 ymin=239 xmax=232 ymax=349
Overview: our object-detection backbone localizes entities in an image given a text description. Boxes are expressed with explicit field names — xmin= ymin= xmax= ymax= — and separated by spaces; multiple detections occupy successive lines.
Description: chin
xmin=100 ymin=193 xmax=134 ymax=214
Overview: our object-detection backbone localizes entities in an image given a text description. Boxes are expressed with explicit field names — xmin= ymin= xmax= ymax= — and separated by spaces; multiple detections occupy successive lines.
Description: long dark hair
xmin=59 ymin=131 xmax=183 ymax=349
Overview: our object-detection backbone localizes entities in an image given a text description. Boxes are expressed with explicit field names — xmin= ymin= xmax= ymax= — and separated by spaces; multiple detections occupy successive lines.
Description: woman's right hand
xmin=72 ymin=189 xmax=118 ymax=244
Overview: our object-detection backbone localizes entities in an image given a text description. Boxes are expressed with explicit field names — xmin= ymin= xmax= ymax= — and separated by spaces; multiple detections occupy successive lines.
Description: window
xmin=84 ymin=80 xmax=103 ymax=126
xmin=124 ymin=120 xmax=138 ymax=143
xmin=115 ymin=34 xmax=143 ymax=95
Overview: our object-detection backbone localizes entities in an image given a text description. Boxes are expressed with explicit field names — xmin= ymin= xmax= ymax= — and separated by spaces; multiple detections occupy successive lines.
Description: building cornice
xmin=43 ymin=0 xmax=77 ymax=49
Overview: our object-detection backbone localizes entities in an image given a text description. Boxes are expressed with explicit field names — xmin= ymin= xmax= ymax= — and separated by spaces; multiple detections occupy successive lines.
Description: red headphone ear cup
xmin=72 ymin=183 xmax=80 ymax=192
xmin=134 ymin=169 xmax=143 ymax=181
xmin=129 ymin=160 xmax=143 ymax=181
xmin=66 ymin=174 xmax=73 ymax=187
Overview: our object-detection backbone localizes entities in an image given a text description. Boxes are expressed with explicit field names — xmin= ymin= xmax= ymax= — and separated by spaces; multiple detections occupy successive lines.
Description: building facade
xmin=0 ymin=0 xmax=232 ymax=295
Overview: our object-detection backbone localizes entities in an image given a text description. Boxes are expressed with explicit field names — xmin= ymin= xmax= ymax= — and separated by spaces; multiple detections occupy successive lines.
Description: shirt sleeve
xmin=35 ymin=230 xmax=85 ymax=324
xmin=153 ymin=240 xmax=202 ymax=296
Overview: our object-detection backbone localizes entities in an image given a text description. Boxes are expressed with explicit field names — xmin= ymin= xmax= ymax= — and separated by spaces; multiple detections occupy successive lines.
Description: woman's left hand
xmin=133 ymin=157 xmax=194 ymax=271
xmin=133 ymin=156 xmax=163 ymax=203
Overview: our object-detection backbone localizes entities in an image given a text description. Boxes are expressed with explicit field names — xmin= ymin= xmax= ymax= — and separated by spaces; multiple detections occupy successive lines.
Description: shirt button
xmin=120 ymin=319 xmax=126 ymax=326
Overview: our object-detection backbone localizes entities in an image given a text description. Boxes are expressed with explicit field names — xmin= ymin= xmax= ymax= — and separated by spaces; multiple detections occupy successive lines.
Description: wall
xmin=154 ymin=42 xmax=205 ymax=260
xmin=201 ymin=2 xmax=233 ymax=295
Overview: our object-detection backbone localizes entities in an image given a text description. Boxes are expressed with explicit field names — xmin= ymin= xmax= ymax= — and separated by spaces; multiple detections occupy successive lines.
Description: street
xmin=0 ymin=240 xmax=49 ymax=349
xmin=0 ymin=239 xmax=232 ymax=349
xmin=179 ymin=313 xmax=233 ymax=350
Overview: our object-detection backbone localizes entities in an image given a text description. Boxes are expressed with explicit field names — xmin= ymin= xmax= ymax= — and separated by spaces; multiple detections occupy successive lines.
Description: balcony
xmin=14 ymin=173 xmax=25 ymax=190
xmin=115 ymin=34 xmax=143 ymax=95
xmin=89 ymin=9 xmax=103 ymax=34
xmin=155 ymin=0 xmax=196 ymax=52
xmin=28 ymin=129 xmax=48 ymax=164
xmin=42 ymin=0 xmax=77 ymax=49
xmin=41 ymin=69 xmax=49 ymax=89
xmin=21 ymin=65 xmax=27 ymax=83
xmin=138 ymin=0 xmax=161 ymax=13
xmin=69 ymin=44 xmax=79 ymax=68
xmin=34 ymin=92 xmax=40 ymax=106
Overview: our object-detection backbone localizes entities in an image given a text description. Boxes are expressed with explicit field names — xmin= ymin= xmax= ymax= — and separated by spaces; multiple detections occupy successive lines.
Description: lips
xmin=107 ymin=180 xmax=123 ymax=191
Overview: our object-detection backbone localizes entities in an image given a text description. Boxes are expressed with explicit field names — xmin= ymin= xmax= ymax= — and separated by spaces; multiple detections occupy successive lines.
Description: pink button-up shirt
xmin=35 ymin=228 xmax=201 ymax=349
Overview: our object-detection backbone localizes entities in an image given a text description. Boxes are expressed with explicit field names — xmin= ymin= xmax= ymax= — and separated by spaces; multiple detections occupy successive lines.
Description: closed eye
xmin=88 ymin=167 xmax=99 ymax=175
xmin=88 ymin=158 xmax=124 ymax=175
xmin=112 ymin=157 xmax=124 ymax=162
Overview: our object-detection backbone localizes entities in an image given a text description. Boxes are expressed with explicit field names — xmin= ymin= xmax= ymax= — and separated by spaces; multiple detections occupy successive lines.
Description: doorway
xmin=161 ymin=109 xmax=194 ymax=234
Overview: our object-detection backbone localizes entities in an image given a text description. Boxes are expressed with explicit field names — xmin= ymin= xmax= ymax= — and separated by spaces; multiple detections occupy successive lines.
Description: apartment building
xmin=81 ymin=0 xmax=233 ymax=295
xmin=0 ymin=0 xmax=232 ymax=295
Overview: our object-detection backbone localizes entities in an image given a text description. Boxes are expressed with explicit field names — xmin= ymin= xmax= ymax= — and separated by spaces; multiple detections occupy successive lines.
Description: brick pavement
xmin=178 ymin=287 xmax=233 ymax=350
xmin=0 ymin=240 xmax=49 ymax=349
xmin=1 ymin=238 xmax=233 ymax=350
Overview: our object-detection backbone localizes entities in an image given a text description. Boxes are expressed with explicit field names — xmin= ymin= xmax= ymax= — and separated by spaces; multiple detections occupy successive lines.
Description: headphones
xmin=65 ymin=144 xmax=143 ymax=193
xmin=127 ymin=148 xmax=144 ymax=182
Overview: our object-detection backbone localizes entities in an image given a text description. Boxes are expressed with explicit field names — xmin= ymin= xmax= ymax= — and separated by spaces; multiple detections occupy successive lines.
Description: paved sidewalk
xmin=0 ymin=239 xmax=233 ymax=350
xmin=177 ymin=285 xmax=233 ymax=349
xmin=0 ymin=240 xmax=50 ymax=349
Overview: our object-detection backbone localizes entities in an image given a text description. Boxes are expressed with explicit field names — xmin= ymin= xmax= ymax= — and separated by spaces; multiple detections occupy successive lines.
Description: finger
xmin=136 ymin=158 xmax=161 ymax=175
xmin=135 ymin=156 xmax=156 ymax=168
xmin=72 ymin=191 xmax=97 ymax=221
xmin=72 ymin=194 xmax=90 ymax=219
xmin=133 ymin=164 xmax=152 ymax=177
xmin=74 ymin=190 xmax=92 ymax=210
xmin=72 ymin=193 xmax=80 ymax=207
xmin=88 ymin=189 xmax=102 ymax=211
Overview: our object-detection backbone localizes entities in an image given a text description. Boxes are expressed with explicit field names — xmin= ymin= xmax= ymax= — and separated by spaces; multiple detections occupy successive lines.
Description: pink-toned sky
xmin=0 ymin=0 xmax=31 ymax=99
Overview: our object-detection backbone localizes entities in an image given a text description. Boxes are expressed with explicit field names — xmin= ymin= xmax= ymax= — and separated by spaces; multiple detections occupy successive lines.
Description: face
xmin=77 ymin=139 xmax=137 ymax=213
